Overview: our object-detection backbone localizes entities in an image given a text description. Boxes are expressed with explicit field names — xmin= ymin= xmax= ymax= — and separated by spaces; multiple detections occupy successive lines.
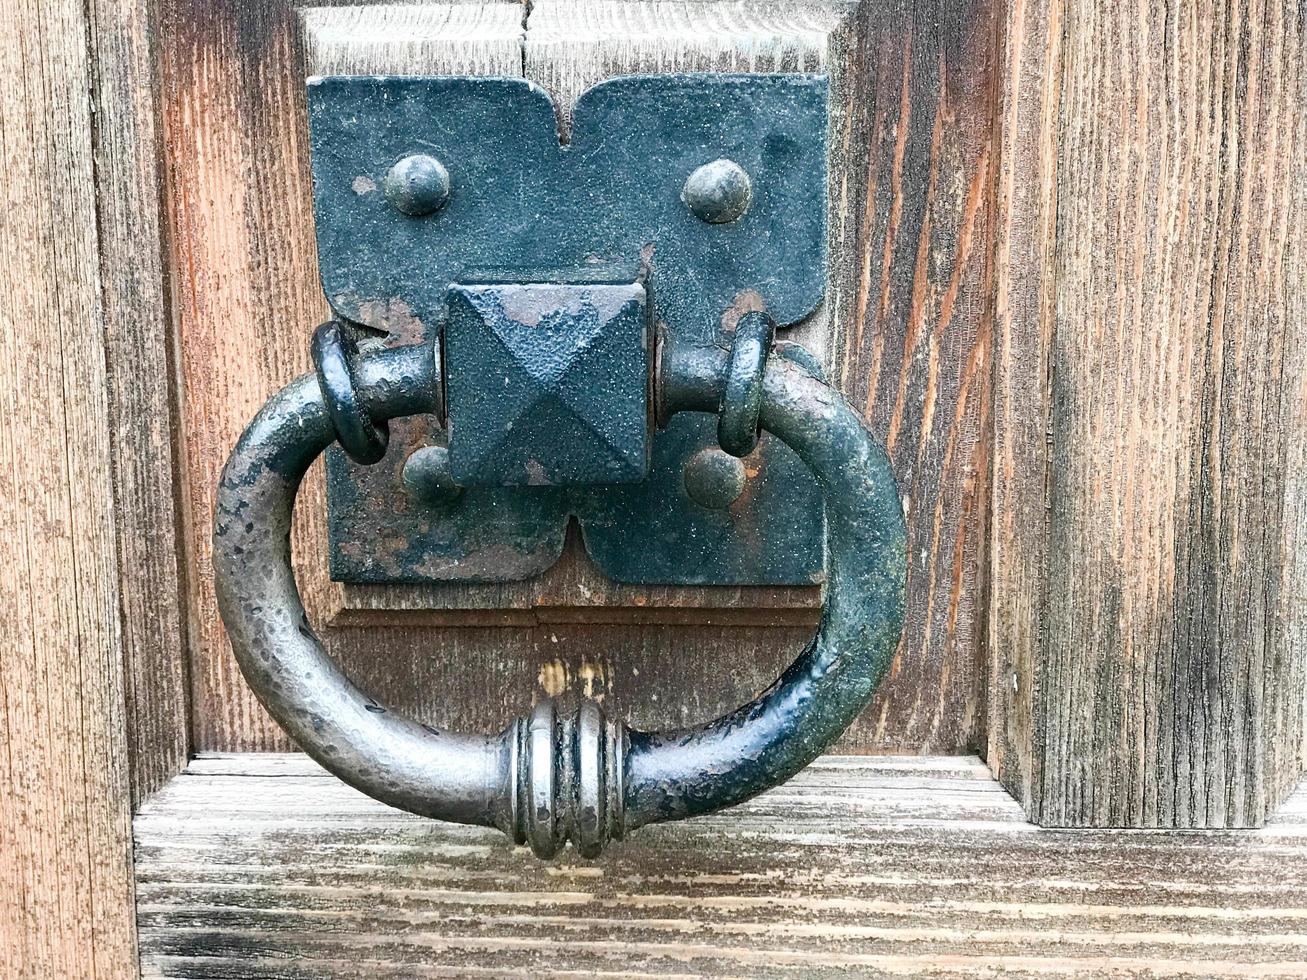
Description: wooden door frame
xmin=2 ymin=0 xmax=1303 ymax=975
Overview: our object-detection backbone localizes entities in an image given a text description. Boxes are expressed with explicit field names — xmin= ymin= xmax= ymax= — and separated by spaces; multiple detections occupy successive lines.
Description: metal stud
xmin=682 ymin=158 xmax=752 ymax=224
xmin=683 ymin=446 xmax=747 ymax=510
xmin=402 ymin=445 xmax=464 ymax=506
xmin=383 ymin=153 xmax=450 ymax=216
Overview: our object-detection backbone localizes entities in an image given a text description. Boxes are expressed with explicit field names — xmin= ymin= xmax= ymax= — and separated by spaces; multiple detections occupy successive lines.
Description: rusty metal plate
xmin=309 ymin=73 xmax=827 ymax=585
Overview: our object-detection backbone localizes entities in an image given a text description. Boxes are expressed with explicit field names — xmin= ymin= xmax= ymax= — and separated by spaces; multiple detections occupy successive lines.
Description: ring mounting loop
xmin=311 ymin=320 xmax=389 ymax=464
xmin=717 ymin=310 xmax=776 ymax=457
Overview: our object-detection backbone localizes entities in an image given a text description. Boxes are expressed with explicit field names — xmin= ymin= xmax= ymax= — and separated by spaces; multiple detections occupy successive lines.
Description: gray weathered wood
xmin=0 ymin=0 xmax=139 ymax=973
xmin=988 ymin=0 xmax=1307 ymax=827
xmin=302 ymin=1 xmax=525 ymax=75
xmin=135 ymin=753 xmax=1307 ymax=978
xmin=89 ymin=0 xmax=192 ymax=806
xmin=986 ymin=0 xmax=1060 ymax=834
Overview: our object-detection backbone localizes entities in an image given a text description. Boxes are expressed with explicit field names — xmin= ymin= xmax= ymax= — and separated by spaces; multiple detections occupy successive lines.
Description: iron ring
xmin=213 ymin=333 xmax=906 ymax=858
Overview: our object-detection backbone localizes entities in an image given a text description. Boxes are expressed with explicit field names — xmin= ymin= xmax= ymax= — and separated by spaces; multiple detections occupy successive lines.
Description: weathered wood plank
xmin=823 ymin=0 xmax=997 ymax=752
xmin=135 ymin=754 xmax=1307 ymax=978
xmin=986 ymin=0 xmax=1061 ymax=833
xmin=159 ymin=0 xmax=524 ymax=753
xmin=0 ymin=0 xmax=138 ymax=974
xmin=302 ymin=1 xmax=526 ymax=75
xmin=89 ymin=0 xmax=191 ymax=805
xmin=989 ymin=0 xmax=1307 ymax=826
xmin=161 ymin=0 xmax=329 ymax=753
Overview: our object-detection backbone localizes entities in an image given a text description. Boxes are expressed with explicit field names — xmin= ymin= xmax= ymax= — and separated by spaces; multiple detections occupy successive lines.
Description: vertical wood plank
xmin=828 ymin=0 xmax=999 ymax=752
xmin=161 ymin=0 xmax=527 ymax=752
xmin=991 ymin=0 xmax=1307 ymax=827
xmin=161 ymin=0 xmax=316 ymax=753
xmin=88 ymin=0 xmax=192 ymax=804
xmin=0 ymin=0 xmax=138 ymax=974
xmin=987 ymin=0 xmax=1063 ymax=819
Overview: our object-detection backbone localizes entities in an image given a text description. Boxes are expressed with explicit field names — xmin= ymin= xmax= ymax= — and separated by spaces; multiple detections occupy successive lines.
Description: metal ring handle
xmin=214 ymin=331 xmax=906 ymax=858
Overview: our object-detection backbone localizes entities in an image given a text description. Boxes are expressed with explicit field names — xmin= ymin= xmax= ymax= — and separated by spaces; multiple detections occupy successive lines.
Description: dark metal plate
xmin=309 ymin=73 xmax=827 ymax=585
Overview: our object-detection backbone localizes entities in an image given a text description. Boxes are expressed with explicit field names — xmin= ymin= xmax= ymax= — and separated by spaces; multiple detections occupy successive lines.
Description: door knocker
xmin=213 ymin=73 xmax=906 ymax=857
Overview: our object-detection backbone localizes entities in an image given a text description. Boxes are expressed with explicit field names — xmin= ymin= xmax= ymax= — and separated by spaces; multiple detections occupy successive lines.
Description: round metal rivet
xmin=683 ymin=447 xmax=747 ymax=510
xmin=402 ymin=445 xmax=463 ymax=506
xmin=383 ymin=153 xmax=451 ymax=216
xmin=682 ymin=158 xmax=752 ymax=224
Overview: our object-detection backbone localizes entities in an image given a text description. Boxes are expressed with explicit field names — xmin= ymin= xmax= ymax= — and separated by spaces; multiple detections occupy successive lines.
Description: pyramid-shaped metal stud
xmin=445 ymin=282 xmax=649 ymax=487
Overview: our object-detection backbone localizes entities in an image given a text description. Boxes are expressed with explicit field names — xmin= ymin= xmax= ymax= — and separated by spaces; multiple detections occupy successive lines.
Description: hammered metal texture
xmin=444 ymin=282 xmax=649 ymax=488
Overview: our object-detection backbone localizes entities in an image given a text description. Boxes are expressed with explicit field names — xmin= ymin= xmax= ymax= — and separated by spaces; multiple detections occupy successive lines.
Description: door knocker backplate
xmin=309 ymin=73 xmax=829 ymax=586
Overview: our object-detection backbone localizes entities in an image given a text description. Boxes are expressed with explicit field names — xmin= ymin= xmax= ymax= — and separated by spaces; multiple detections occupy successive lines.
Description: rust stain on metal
xmin=333 ymin=293 xmax=427 ymax=344
xmin=719 ymin=289 xmax=767 ymax=336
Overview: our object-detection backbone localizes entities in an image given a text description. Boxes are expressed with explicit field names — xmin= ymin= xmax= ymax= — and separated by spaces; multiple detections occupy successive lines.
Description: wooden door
xmin=2 ymin=0 xmax=1304 ymax=976
xmin=154 ymin=0 xmax=992 ymax=766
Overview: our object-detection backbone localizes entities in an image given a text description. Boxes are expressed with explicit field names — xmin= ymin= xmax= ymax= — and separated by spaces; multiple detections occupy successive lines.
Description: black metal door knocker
xmin=213 ymin=73 xmax=906 ymax=858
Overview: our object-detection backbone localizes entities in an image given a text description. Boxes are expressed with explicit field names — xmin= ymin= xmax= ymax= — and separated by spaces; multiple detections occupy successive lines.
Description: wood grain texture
xmin=986 ymin=0 xmax=1061 ymax=835
xmin=161 ymin=0 xmax=320 ymax=753
xmin=824 ymin=0 xmax=998 ymax=752
xmin=135 ymin=753 xmax=1307 ymax=978
xmin=157 ymin=0 xmax=521 ymax=753
xmin=989 ymin=0 xmax=1307 ymax=827
xmin=0 ymin=0 xmax=138 ymax=975
xmin=167 ymin=0 xmax=996 ymax=756
xmin=89 ymin=0 xmax=191 ymax=806
xmin=302 ymin=2 xmax=526 ymax=76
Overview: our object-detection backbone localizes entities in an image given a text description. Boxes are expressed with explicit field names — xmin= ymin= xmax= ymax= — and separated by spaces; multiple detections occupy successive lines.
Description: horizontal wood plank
xmin=136 ymin=754 xmax=1307 ymax=978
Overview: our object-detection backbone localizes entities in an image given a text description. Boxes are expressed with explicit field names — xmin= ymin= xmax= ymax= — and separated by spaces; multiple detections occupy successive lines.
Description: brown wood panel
xmin=91 ymin=0 xmax=192 ymax=805
xmin=162 ymin=0 xmax=997 ymax=755
xmin=0 ymin=0 xmax=139 ymax=974
xmin=825 ymin=0 xmax=998 ymax=752
xmin=157 ymin=0 xmax=486 ymax=752
xmin=989 ymin=0 xmax=1307 ymax=827
xmin=330 ymin=622 xmax=819 ymax=742
xmin=135 ymin=753 xmax=1307 ymax=978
